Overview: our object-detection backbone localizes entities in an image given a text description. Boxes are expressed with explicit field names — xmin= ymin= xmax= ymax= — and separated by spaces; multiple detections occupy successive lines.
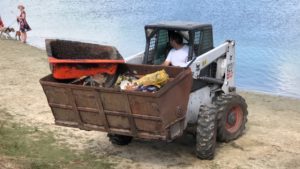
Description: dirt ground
xmin=0 ymin=39 xmax=300 ymax=169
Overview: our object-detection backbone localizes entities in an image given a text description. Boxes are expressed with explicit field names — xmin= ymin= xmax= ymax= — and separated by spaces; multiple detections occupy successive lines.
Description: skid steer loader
xmin=124 ymin=21 xmax=248 ymax=159
xmin=40 ymin=21 xmax=248 ymax=160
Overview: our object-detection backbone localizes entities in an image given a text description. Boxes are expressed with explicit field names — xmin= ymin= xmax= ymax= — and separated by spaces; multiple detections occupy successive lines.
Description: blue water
xmin=1 ymin=0 xmax=300 ymax=98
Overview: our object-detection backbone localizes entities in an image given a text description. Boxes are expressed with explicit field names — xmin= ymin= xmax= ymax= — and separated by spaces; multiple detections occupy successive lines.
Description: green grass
xmin=0 ymin=119 xmax=114 ymax=169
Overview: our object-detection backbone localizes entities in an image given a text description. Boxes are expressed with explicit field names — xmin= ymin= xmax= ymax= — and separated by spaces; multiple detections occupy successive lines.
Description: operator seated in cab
xmin=162 ymin=32 xmax=189 ymax=67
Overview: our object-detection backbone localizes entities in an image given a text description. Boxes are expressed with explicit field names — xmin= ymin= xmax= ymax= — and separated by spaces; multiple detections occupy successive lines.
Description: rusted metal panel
xmin=134 ymin=118 xmax=163 ymax=134
xmin=106 ymin=115 xmax=131 ymax=130
xmin=79 ymin=110 xmax=104 ymax=126
xmin=40 ymin=63 xmax=193 ymax=141
xmin=124 ymin=94 xmax=138 ymax=137
xmin=73 ymin=90 xmax=98 ymax=109
xmin=128 ymin=96 xmax=160 ymax=117
xmin=43 ymin=86 xmax=71 ymax=105
xmin=100 ymin=92 xmax=130 ymax=112
xmin=94 ymin=92 xmax=110 ymax=132
xmin=67 ymin=88 xmax=84 ymax=128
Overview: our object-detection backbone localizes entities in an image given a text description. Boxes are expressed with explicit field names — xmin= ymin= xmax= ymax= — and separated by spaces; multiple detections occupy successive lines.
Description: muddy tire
xmin=196 ymin=105 xmax=217 ymax=160
xmin=107 ymin=134 xmax=133 ymax=145
xmin=215 ymin=93 xmax=248 ymax=142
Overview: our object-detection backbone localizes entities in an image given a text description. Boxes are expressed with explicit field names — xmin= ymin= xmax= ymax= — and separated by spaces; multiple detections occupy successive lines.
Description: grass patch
xmin=0 ymin=120 xmax=114 ymax=169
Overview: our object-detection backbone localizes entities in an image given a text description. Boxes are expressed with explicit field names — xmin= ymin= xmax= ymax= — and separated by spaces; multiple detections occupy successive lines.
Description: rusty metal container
xmin=40 ymin=64 xmax=192 ymax=141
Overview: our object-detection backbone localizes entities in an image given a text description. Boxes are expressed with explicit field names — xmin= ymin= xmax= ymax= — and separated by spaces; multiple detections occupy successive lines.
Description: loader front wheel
xmin=215 ymin=94 xmax=248 ymax=142
xmin=195 ymin=105 xmax=217 ymax=160
xmin=107 ymin=134 xmax=132 ymax=145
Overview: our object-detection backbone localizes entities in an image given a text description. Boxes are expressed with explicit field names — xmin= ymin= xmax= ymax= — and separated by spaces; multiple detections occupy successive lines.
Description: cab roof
xmin=145 ymin=21 xmax=212 ymax=31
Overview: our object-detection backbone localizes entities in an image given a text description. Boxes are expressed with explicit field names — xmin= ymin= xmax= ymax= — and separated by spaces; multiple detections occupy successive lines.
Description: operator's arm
xmin=161 ymin=50 xmax=172 ymax=66
xmin=162 ymin=60 xmax=171 ymax=66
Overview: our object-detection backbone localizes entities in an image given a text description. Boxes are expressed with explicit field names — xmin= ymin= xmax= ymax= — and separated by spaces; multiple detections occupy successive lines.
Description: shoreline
xmin=4 ymin=37 xmax=300 ymax=100
xmin=237 ymin=88 xmax=300 ymax=100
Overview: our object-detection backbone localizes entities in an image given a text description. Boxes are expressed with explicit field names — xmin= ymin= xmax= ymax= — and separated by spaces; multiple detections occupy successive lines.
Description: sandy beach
xmin=0 ymin=39 xmax=300 ymax=169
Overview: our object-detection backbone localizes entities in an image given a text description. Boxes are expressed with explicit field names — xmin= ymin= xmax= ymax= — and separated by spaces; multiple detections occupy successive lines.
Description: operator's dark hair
xmin=169 ymin=32 xmax=183 ymax=45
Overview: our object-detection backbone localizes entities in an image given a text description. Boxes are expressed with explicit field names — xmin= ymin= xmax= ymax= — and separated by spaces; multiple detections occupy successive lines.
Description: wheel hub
xmin=227 ymin=111 xmax=236 ymax=126
xmin=225 ymin=105 xmax=243 ymax=133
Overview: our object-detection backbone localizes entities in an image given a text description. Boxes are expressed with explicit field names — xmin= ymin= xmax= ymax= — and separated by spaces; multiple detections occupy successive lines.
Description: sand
xmin=0 ymin=39 xmax=300 ymax=169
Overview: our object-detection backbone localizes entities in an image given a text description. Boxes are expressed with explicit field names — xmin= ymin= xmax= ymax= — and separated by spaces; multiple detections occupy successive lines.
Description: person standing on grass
xmin=17 ymin=5 xmax=31 ymax=43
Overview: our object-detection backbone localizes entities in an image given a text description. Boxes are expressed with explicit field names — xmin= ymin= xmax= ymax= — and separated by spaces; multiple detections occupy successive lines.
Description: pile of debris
xmin=68 ymin=69 xmax=170 ymax=93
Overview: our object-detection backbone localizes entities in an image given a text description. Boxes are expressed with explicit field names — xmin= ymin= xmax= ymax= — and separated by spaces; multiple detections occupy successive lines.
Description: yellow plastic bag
xmin=135 ymin=69 xmax=169 ymax=87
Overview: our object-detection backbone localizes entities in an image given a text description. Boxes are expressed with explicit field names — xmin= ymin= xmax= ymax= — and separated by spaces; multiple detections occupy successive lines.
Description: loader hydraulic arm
xmin=189 ymin=40 xmax=236 ymax=93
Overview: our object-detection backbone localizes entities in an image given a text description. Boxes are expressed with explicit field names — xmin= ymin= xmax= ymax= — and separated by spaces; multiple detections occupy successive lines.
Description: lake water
xmin=1 ymin=0 xmax=300 ymax=98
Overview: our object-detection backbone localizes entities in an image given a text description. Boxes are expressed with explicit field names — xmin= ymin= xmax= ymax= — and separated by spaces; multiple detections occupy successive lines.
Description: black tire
xmin=103 ymin=72 xmax=119 ymax=88
xmin=214 ymin=93 xmax=248 ymax=142
xmin=107 ymin=133 xmax=133 ymax=145
xmin=196 ymin=105 xmax=217 ymax=160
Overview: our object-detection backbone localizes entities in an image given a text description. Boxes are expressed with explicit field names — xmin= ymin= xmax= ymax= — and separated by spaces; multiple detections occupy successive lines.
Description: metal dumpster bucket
xmin=40 ymin=64 xmax=192 ymax=141
xmin=45 ymin=39 xmax=124 ymax=79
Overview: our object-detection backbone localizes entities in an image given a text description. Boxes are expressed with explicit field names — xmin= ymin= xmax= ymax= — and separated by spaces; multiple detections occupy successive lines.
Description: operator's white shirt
xmin=166 ymin=45 xmax=189 ymax=67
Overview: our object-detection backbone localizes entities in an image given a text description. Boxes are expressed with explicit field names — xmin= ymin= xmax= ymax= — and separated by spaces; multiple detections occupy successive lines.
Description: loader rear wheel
xmin=196 ymin=105 xmax=217 ymax=160
xmin=215 ymin=94 xmax=248 ymax=142
xmin=107 ymin=134 xmax=132 ymax=145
